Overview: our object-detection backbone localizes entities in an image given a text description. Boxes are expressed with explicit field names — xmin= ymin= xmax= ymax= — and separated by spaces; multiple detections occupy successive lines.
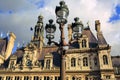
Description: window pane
xmin=71 ymin=58 xmax=76 ymax=67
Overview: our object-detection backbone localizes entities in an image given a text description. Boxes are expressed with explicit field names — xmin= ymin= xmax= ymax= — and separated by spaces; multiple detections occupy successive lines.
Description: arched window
xmin=71 ymin=58 xmax=76 ymax=67
xmin=83 ymin=57 xmax=88 ymax=66
xmin=103 ymin=55 xmax=108 ymax=65
xmin=82 ymin=39 xmax=87 ymax=48
xmin=72 ymin=77 xmax=75 ymax=80
xmin=46 ymin=59 xmax=50 ymax=69
xmin=85 ymin=77 xmax=88 ymax=80
xmin=94 ymin=57 xmax=97 ymax=65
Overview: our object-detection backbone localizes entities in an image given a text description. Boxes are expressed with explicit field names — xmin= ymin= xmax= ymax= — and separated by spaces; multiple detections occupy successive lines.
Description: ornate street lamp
xmin=72 ymin=17 xmax=84 ymax=39
xmin=45 ymin=1 xmax=69 ymax=80
xmin=45 ymin=19 xmax=56 ymax=45
xmin=55 ymin=0 xmax=69 ymax=24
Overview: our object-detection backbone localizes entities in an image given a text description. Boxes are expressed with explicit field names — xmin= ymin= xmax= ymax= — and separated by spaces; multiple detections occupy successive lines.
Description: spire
xmin=31 ymin=14 xmax=44 ymax=49
xmin=34 ymin=15 xmax=44 ymax=40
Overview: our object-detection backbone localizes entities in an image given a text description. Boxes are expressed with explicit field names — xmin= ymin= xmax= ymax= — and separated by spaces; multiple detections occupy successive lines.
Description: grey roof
xmin=82 ymin=28 xmax=98 ymax=48
xmin=111 ymin=56 xmax=120 ymax=67
xmin=97 ymin=32 xmax=107 ymax=45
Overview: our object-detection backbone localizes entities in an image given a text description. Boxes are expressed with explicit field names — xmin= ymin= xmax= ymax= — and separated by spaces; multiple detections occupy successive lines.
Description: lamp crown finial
xmin=59 ymin=1 xmax=65 ymax=6
xmin=49 ymin=19 xmax=53 ymax=24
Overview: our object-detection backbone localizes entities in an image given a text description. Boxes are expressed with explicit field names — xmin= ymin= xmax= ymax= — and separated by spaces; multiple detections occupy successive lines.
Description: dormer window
xmin=82 ymin=39 xmax=87 ymax=48
xmin=46 ymin=59 xmax=50 ymax=69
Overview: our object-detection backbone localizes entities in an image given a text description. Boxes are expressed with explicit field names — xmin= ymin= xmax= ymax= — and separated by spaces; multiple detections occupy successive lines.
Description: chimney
xmin=5 ymin=32 xmax=16 ymax=60
xmin=95 ymin=20 xmax=101 ymax=32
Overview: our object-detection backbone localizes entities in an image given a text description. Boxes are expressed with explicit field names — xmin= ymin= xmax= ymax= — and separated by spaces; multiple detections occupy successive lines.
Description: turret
xmin=34 ymin=15 xmax=44 ymax=40
xmin=31 ymin=15 xmax=44 ymax=49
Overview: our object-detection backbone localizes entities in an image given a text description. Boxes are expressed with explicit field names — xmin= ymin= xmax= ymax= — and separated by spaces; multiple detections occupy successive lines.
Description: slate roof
xmin=13 ymin=48 xmax=24 ymax=58
xmin=111 ymin=56 xmax=120 ymax=67
xmin=82 ymin=28 xmax=98 ymax=48
xmin=97 ymin=32 xmax=107 ymax=45
xmin=38 ymin=46 xmax=58 ymax=60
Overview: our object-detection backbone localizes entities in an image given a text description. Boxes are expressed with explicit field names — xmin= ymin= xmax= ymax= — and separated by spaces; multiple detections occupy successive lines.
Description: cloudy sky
xmin=0 ymin=0 xmax=120 ymax=55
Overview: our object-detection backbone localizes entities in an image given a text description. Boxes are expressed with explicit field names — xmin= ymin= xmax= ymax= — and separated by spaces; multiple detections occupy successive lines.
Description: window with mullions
xmin=6 ymin=76 xmax=11 ymax=80
xmin=82 ymin=39 xmax=87 ymax=48
xmin=15 ymin=76 xmax=20 ymax=80
xmin=44 ymin=76 xmax=50 ymax=80
xmin=83 ymin=57 xmax=88 ymax=66
xmin=103 ymin=55 xmax=108 ymax=65
xmin=55 ymin=76 xmax=60 ymax=80
xmin=34 ymin=76 xmax=39 ymax=80
xmin=71 ymin=58 xmax=76 ymax=67
xmin=24 ymin=76 xmax=29 ymax=80
xmin=46 ymin=59 xmax=50 ymax=69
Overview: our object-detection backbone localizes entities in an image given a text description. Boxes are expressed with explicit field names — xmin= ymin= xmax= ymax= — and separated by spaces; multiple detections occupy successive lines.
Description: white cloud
xmin=0 ymin=0 xmax=120 ymax=55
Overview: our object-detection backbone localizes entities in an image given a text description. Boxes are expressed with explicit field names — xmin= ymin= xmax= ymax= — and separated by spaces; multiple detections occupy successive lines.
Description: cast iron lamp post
xmin=45 ymin=1 xmax=69 ymax=80
xmin=72 ymin=17 xmax=84 ymax=39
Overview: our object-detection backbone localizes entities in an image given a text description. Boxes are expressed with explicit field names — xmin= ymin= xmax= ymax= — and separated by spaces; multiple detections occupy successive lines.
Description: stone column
xmin=3 ymin=76 xmax=6 ymax=80
xmin=21 ymin=76 xmax=24 ymax=80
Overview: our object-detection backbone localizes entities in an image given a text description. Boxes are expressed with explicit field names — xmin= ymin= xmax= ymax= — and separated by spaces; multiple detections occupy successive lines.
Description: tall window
xmin=83 ymin=57 xmax=88 ymax=66
xmin=0 ymin=76 xmax=2 ymax=80
xmin=34 ymin=76 xmax=39 ymax=80
xmin=103 ymin=55 xmax=108 ymax=65
xmin=46 ymin=59 xmax=50 ymax=69
xmin=44 ymin=76 xmax=50 ymax=80
xmin=15 ymin=76 xmax=20 ymax=80
xmin=72 ymin=77 xmax=75 ymax=80
xmin=82 ymin=39 xmax=87 ymax=48
xmin=24 ymin=76 xmax=29 ymax=80
xmin=71 ymin=58 xmax=76 ymax=67
xmin=6 ymin=76 xmax=11 ymax=80
xmin=94 ymin=57 xmax=97 ymax=66
xmin=55 ymin=76 xmax=60 ymax=80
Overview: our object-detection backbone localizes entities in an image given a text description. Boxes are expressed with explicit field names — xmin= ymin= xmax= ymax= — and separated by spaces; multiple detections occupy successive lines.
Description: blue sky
xmin=109 ymin=5 xmax=120 ymax=22
xmin=0 ymin=0 xmax=120 ymax=55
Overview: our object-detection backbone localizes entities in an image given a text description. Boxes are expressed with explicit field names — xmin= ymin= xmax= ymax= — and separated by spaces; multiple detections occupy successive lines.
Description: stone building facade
xmin=0 ymin=2 xmax=120 ymax=80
